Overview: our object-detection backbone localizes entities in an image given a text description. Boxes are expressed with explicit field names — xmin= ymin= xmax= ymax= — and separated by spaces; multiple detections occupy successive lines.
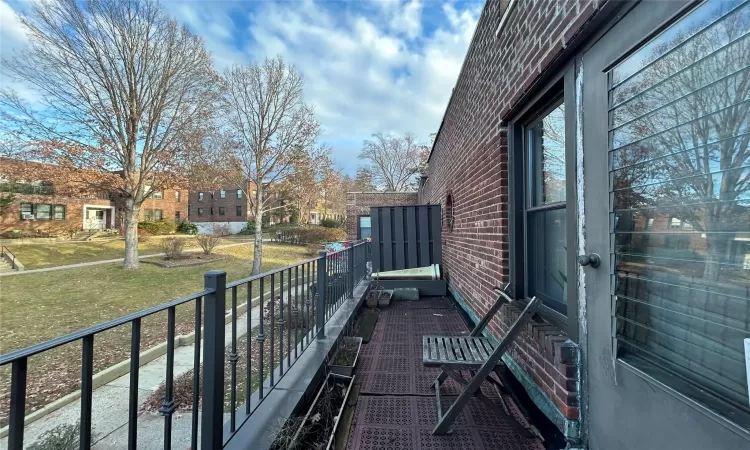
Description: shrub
xmin=160 ymin=237 xmax=187 ymax=259
xmin=176 ymin=220 xmax=198 ymax=235
xmin=27 ymin=421 xmax=80 ymax=450
xmin=137 ymin=228 xmax=151 ymax=243
xmin=275 ymin=226 xmax=346 ymax=245
xmin=320 ymin=218 xmax=342 ymax=228
xmin=137 ymin=220 xmax=175 ymax=235
xmin=197 ymin=224 xmax=226 ymax=255
xmin=143 ymin=368 xmax=200 ymax=412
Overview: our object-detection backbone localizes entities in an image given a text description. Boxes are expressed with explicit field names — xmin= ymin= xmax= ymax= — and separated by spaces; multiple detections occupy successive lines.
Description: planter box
xmin=366 ymin=288 xmax=393 ymax=308
xmin=291 ymin=373 xmax=355 ymax=450
xmin=330 ymin=337 xmax=363 ymax=377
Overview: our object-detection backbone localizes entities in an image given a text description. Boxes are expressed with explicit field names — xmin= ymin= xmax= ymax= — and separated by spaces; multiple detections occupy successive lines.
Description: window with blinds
xmin=609 ymin=0 xmax=750 ymax=418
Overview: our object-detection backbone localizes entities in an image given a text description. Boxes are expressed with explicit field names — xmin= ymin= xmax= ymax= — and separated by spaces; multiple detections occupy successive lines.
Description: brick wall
xmin=136 ymin=189 xmax=189 ymax=223
xmin=420 ymin=0 xmax=607 ymax=424
xmin=0 ymin=195 xmax=112 ymax=234
xmin=189 ymin=184 xmax=253 ymax=223
xmin=345 ymin=192 xmax=419 ymax=239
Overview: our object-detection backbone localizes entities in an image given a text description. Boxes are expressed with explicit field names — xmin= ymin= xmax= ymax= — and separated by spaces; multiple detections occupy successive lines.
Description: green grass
xmin=6 ymin=238 xmax=188 ymax=269
xmin=0 ymin=242 xmax=313 ymax=425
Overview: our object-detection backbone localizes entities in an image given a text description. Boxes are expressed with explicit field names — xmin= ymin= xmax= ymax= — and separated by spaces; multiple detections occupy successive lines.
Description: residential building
xmin=188 ymin=183 xmax=252 ymax=234
xmin=418 ymin=0 xmax=750 ymax=448
xmin=0 ymin=157 xmax=188 ymax=234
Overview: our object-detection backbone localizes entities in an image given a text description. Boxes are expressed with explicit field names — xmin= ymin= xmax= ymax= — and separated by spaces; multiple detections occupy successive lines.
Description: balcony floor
xmin=345 ymin=297 xmax=545 ymax=450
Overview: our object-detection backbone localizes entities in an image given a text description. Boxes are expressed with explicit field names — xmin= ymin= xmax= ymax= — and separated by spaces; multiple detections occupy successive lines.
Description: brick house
xmin=411 ymin=0 xmax=749 ymax=448
xmin=345 ymin=191 xmax=419 ymax=240
xmin=188 ymin=183 xmax=252 ymax=234
xmin=0 ymin=157 xmax=188 ymax=234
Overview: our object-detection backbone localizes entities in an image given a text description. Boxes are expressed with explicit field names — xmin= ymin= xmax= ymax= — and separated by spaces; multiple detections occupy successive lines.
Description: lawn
xmin=5 ymin=236 xmax=249 ymax=269
xmin=0 ymin=242 xmax=314 ymax=425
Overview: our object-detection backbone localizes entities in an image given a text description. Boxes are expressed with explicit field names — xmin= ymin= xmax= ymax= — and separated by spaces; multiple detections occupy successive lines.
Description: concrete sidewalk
xmin=0 ymin=280 xmax=310 ymax=450
xmin=0 ymin=241 xmax=264 ymax=277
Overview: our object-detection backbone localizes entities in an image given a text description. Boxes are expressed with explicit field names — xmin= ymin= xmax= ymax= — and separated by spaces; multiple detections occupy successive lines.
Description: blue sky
xmin=0 ymin=0 xmax=482 ymax=175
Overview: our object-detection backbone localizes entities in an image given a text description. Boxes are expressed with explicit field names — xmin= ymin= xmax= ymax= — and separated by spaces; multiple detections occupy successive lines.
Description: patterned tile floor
xmin=345 ymin=298 xmax=546 ymax=450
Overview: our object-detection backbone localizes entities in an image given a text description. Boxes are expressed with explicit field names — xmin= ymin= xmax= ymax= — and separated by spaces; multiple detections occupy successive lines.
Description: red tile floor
xmin=345 ymin=298 xmax=546 ymax=450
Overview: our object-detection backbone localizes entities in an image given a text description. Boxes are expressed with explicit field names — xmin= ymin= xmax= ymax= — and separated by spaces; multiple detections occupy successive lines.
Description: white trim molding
xmin=496 ymin=0 xmax=517 ymax=37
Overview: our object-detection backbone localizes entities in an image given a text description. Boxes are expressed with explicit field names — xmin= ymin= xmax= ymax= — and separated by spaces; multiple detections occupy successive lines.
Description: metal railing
xmin=0 ymin=240 xmax=371 ymax=450
xmin=0 ymin=246 xmax=18 ymax=270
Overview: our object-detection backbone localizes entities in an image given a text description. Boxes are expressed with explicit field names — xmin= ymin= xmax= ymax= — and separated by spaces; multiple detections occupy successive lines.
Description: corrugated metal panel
xmin=370 ymin=205 xmax=442 ymax=272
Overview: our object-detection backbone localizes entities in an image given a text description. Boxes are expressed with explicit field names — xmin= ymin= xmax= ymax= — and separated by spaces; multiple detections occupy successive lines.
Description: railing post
xmin=348 ymin=245 xmax=354 ymax=298
xmin=201 ymin=270 xmax=226 ymax=450
xmin=316 ymin=251 xmax=327 ymax=339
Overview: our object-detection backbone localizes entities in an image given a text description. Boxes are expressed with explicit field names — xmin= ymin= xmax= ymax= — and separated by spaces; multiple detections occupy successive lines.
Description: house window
xmin=35 ymin=204 xmax=51 ymax=220
xmin=152 ymin=191 xmax=163 ymax=199
xmin=220 ymin=190 xmax=226 ymax=199
xmin=175 ymin=211 xmax=180 ymax=221
xmin=236 ymin=205 xmax=242 ymax=217
xmin=144 ymin=209 xmax=163 ymax=221
xmin=20 ymin=203 xmax=33 ymax=219
xmin=525 ymin=101 xmax=567 ymax=315
xmin=175 ymin=191 xmax=181 ymax=203
xmin=359 ymin=216 xmax=371 ymax=240
xmin=219 ymin=207 xmax=225 ymax=216
xmin=197 ymin=208 xmax=204 ymax=216
xmin=210 ymin=207 xmax=214 ymax=215
xmin=237 ymin=189 xmax=243 ymax=198
xmin=53 ymin=205 xmax=65 ymax=220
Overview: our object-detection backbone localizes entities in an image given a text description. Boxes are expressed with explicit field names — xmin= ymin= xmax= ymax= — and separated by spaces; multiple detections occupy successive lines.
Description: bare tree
xmin=358 ymin=133 xmax=427 ymax=191
xmin=0 ymin=0 xmax=218 ymax=269
xmin=221 ymin=57 xmax=320 ymax=274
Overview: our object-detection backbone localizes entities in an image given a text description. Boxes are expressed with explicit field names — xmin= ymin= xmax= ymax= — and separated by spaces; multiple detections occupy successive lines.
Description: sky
xmin=0 ymin=0 xmax=482 ymax=175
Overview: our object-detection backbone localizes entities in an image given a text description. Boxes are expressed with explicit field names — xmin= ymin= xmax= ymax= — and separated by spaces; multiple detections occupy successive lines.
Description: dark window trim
xmin=236 ymin=205 xmax=243 ymax=217
xmin=508 ymin=62 xmax=579 ymax=341
xmin=356 ymin=214 xmax=371 ymax=240
xmin=218 ymin=207 xmax=226 ymax=216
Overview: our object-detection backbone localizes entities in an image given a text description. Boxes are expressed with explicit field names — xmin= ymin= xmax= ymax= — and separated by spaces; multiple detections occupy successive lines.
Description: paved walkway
xmin=0 ymin=279 xmax=308 ymax=450
xmin=0 ymin=240 xmax=269 ymax=277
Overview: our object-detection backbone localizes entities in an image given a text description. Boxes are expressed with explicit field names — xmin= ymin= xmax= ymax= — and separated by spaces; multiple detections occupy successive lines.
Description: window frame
xmin=357 ymin=215 xmax=372 ymax=240
xmin=52 ymin=205 xmax=65 ymax=220
xmin=236 ymin=205 xmax=242 ymax=217
xmin=175 ymin=191 xmax=181 ymax=203
xmin=220 ymin=190 xmax=226 ymax=199
xmin=218 ymin=207 xmax=225 ymax=216
xmin=508 ymin=64 xmax=579 ymax=339
xmin=198 ymin=192 xmax=204 ymax=202
xmin=197 ymin=208 xmax=204 ymax=217
xmin=237 ymin=189 xmax=243 ymax=199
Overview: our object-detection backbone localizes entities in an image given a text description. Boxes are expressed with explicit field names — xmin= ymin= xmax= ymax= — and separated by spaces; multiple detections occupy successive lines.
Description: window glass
xmin=528 ymin=104 xmax=566 ymax=205
xmin=198 ymin=192 xmax=204 ymax=201
xmin=151 ymin=191 xmax=163 ymax=199
xmin=175 ymin=191 xmax=181 ymax=202
xmin=237 ymin=189 xmax=243 ymax=198
xmin=359 ymin=216 xmax=372 ymax=239
xmin=220 ymin=190 xmax=226 ymax=199
xmin=610 ymin=0 xmax=750 ymax=414
xmin=175 ymin=211 xmax=180 ymax=220
xmin=525 ymin=101 xmax=567 ymax=314
xmin=236 ymin=206 xmax=242 ymax=217
xmin=35 ymin=204 xmax=51 ymax=219
xmin=197 ymin=208 xmax=203 ymax=216
xmin=218 ymin=207 xmax=225 ymax=216
xmin=53 ymin=205 xmax=65 ymax=220
xmin=20 ymin=203 xmax=32 ymax=219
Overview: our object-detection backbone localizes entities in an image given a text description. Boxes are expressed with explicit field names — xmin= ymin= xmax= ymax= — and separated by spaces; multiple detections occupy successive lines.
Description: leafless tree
xmin=220 ymin=57 xmax=320 ymax=274
xmin=0 ymin=0 xmax=219 ymax=269
xmin=358 ymin=133 xmax=428 ymax=191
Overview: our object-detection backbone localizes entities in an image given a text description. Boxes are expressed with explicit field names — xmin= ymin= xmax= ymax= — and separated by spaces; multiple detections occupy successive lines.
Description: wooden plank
xmin=458 ymin=339 xmax=476 ymax=362
xmin=473 ymin=338 xmax=491 ymax=359
xmin=441 ymin=338 xmax=453 ymax=361
xmin=382 ymin=207 xmax=393 ymax=271
xmin=371 ymin=208 xmax=382 ymax=273
xmin=429 ymin=205 xmax=442 ymax=266
xmin=406 ymin=207 xmax=418 ymax=268
xmin=423 ymin=336 xmax=431 ymax=361
xmin=465 ymin=339 xmax=482 ymax=362
xmin=418 ymin=206 xmax=430 ymax=266
xmin=393 ymin=207 xmax=405 ymax=270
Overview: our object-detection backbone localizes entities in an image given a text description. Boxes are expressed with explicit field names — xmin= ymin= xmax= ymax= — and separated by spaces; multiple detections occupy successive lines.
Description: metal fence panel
xmin=370 ymin=205 xmax=442 ymax=273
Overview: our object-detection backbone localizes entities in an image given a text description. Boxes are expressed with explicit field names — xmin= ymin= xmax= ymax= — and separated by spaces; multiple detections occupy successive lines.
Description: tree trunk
xmin=123 ymin=199 xmax=140 ymax=270
xmin=251 ymin=186 xmax=263 ymax=275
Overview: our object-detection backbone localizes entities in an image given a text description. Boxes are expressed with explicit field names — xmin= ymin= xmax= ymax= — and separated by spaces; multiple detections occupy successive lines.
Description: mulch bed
xmin=150 ymin=254 xmax=226 ymax=268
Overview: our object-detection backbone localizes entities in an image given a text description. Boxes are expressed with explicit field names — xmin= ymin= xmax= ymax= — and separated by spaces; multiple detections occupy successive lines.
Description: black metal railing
xmin=0 ymin=239 xmax=371 ymax=450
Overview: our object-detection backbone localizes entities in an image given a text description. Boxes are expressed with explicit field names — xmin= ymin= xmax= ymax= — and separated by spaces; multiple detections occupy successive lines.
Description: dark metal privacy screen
xmin=370 ymin=204 xmax=442 ymax=273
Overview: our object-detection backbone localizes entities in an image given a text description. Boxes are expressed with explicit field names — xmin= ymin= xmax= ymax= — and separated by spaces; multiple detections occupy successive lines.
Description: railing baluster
xmin=270 ymin=273 xmax=275 ymax=386
xmin=258 ymin=276 xmax=265 ymax=399
xmin=251 ymin=281 xmax=263 ymax=414
xmin=317 ymin=252 xmax=327 ymax=338
xmin=128 ymin=319 xmax=141 ymax=450
xmin=229 ymin=286 xmax=238 ymax=432
xmin=162 ymin=306 xmax=176 ymax=449
xmin=80 ymin=335 xmax=94 ymax=450
xmin=8 ymin=357 xmax=27 ymax=450
xmin=294 ymin=266 xmax=299 ymax=359
xmin=278 ymin=270 xmax=285 ymax=375
xmin=201 ymin=270 xmax=226 ymax=450
xmin=191 ymin=297 xmax=202 ymax=450
xmin=287 ymin=267 xmax=292 ymax=367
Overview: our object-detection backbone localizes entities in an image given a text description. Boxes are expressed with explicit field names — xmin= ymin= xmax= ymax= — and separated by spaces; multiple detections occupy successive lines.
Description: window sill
xmin=618 ymin=355 xmax=750 ymax=441
xmin=517 ymin=295 xmax=570 ymax=339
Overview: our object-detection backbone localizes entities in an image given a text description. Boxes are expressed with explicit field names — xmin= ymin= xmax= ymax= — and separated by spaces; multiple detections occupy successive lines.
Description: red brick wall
xmin=345 ymin=192 xmax=419 ymax=239
xmin=0 ymin=195 xmax=112 ymax=234
xmin=420 ymin=0 xmax=607 ymax=423
xmin=137 ymin=189 xmax=189 ymax=223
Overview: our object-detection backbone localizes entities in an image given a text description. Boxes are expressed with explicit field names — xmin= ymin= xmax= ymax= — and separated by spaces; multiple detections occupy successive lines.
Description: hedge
xmin=137 ymin=220 xmax=175 ymax=235
xmin=274 ymin=226 xmax=346 ymax=245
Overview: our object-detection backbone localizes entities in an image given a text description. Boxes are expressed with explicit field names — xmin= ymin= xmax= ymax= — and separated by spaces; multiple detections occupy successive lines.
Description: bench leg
xmin=432 ymin=370 xmax=449 ymax=390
